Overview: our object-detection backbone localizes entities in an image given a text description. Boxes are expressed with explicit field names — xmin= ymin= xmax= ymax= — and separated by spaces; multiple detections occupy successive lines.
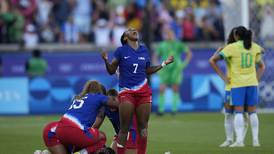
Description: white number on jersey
xmin=69 ymin=99 xmax=84 ymax=110
xmin=133 ymin=63 xmax=138 ymax=73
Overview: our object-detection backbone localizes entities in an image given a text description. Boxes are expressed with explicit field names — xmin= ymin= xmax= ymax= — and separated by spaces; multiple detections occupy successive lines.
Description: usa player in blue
xmin=93 ymin=89 xmax=138 ymax=154
xmin=55 ymin=80 xmax=119 ymax=154
xmin=101 ymin=28 xmax=174 ymax=154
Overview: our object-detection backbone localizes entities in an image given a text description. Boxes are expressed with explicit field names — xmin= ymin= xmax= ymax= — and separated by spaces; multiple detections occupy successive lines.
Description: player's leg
xmin=220 ymin=91 xmax=234 ymax=147
xmin=116 ymin=95 xmax=135 ymax=154
xmin=171 ymin=84 xmax=180 ymax=115
xmin=170 ymin=70 xmax=182 ymax=115
xmin=56 ymin=120 xmax=105 ymax=153
xmin=135 ymin=103 xmax=151 ymax=154
xmin=246 ymin=86 xmax=260 ymax=147
xmin=42 ymin=122 xmax=69 ymax=154
xmin=125 ymin=115 xmax=137 ymax=154
xmin=242 ymin=106 xmax=249 ymax=143
xmin=158 ymin=84 xmax=167 ymax=115
xmin=229 ymin=87 xmax=245 ymax=147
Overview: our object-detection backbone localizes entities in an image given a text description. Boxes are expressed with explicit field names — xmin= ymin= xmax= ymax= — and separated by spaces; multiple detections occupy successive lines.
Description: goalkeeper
xmin=155 ymin=28 xmax=192 ymax=115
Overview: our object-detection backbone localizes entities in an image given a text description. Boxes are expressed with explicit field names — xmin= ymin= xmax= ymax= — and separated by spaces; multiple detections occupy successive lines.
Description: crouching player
xmin=51 ymin=80 xmax=119 ymax=153
xmin=93 ymin=89 xmax=137 ymax=154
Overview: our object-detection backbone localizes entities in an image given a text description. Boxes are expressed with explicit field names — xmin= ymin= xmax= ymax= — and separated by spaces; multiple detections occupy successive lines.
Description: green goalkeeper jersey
xmin=156 ymin=40 xmax=189 ymax=84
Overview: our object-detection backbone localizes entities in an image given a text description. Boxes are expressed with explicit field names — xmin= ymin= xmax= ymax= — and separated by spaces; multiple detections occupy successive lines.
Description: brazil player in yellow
xmin=209 ymin=26 xmax=265 ymax=147
xmin=212 ymin=28 xmax=249 ymax=147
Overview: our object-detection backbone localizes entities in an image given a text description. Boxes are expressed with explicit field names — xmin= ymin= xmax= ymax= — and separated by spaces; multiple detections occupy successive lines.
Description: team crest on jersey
xmin=138 ymin=57 xmax=145 ymax=60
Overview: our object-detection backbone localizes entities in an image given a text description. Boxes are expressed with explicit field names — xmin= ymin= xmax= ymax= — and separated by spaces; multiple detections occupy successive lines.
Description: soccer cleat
xmin=253 ymin=140 xmax=261 ymax=147
xmin=33 ymin=150 xmax=42 ymax=154
xmin=41 ymin=149 xmax=50 ymax=154
xmin=219 ymin=140 xmax=233 ymax=147
xmin=229 ymin=142 xmax=245 ymax=147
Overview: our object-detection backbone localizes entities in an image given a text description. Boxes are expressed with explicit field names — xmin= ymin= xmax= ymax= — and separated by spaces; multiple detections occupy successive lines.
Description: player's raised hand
xmin=101 ymin=51 xmax=108 ymax=61
xmin=165 ymin=56 xmax=174 ymax=65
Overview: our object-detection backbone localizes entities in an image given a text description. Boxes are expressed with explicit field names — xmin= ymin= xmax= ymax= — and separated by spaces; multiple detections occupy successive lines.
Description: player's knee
xmin=139 ymin=128 xmax=148 ymax=137
xmin=234 ymin=106 xmax=244 ymax=113
xmin=247 ymin=106 xmax=256 ymax=114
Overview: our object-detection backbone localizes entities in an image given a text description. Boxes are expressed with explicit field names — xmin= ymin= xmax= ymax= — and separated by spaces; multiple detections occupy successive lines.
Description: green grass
xmin=0 ymin=113 xmax=273 ymax=154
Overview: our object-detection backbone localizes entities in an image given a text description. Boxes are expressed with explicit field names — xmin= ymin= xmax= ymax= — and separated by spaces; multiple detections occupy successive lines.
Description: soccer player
xmin=55 ymin=80 xmax=119 ymax=153
xmin=211 ymin=28 xmax=249 ymax=147
xmin=93 ymin=89 xmax=138 ymax=154
xmin=209 ymin=26 xmax=265 ymax=147
xmin=101 ymin=28 xmax=174 ymax=154
xmin=155 ymin=28 xmax=192 ymax=115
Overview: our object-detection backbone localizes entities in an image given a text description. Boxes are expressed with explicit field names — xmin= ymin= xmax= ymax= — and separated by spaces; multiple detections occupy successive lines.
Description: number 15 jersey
xmin=114 ymin=44 xmax=151 ymax=90
xmin=220 ymin=41 xmax=263 ymax=88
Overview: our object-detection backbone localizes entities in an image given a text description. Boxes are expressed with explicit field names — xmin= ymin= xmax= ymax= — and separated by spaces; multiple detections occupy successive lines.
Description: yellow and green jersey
xmin=220 ymin=41 xmax=263 ymax=88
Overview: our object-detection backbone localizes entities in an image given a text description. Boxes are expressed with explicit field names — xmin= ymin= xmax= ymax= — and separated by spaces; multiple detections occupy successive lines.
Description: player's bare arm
xmin=101 ymin=51 xmax=119 ymax=75
xmin=92 ymin=107 xmax=106 ymax=129
xmin=146 ymin=55 xmax=174 ymax=75
xmin=256 ymin=60 xmax=265 ymax=81
xmin=209 ymin=53 xmax=230 ymax=84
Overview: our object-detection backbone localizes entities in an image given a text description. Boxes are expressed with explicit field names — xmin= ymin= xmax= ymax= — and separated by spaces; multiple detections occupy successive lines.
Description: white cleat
xmin=34 ymin=150 xmax=42 ymax=154
xmin=41 ymin=149 xmax=50 ymax=154
xmin=253 ymin=140 xmax=261 ymax=147
xmin=229 ymin=142 xmax=245 ymax=147
xmin=219 ymin=140 xmax=233 ymax=147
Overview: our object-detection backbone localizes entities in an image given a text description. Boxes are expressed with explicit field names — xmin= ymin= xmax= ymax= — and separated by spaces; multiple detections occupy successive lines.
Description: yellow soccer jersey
xmin=220 ymin=41 xmax=263 ymax=88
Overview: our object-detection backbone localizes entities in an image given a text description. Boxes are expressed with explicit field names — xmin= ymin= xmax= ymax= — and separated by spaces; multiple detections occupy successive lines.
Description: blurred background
xmin=0 ymin=0 xmax=273 ymax=115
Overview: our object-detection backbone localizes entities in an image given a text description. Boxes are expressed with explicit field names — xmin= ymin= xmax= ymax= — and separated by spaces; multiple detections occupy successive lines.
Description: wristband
xmin=161 ymin=61 xmax=166 ymax=67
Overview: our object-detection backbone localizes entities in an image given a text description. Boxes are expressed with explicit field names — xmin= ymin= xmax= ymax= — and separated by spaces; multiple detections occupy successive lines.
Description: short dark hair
xmin=32 ymin=49 xmax=41 ymax=57
xmin=120 ymin=32 xmax=127 ymax=45
xmin=107 ymin=89 xmax=118 ymax=97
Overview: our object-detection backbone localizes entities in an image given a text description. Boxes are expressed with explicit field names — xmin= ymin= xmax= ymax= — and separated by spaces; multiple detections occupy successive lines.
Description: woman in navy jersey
xmin=101 ymin=28 xmax=174 ymax=154
xmin=55 ymin=80 xmax=118 ymax=154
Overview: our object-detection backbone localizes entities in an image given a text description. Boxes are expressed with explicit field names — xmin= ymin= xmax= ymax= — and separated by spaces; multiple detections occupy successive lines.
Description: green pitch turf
xmin=0 ymin=113 xmax=273 ymax=154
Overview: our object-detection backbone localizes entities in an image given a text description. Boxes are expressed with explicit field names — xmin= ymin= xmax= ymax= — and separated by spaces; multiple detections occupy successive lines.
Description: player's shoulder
xmin=251 ymin=42 xmax=263 ymax=51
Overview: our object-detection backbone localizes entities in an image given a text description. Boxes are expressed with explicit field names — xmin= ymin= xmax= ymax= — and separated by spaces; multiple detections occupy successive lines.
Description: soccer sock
xmin=249 ymin=113 xmax=259 ymax=142
xmin=224 ymin=112 xmax=234 ymax=141
xmin=242 ymin=113 xmax=249 ymax=141
xmin=172 ymin=92 xmax=180 ymax=113
xmin=158 ymin=93 xmax=165 ymax=113
xmin=137 ymin=135 xmax=147 ymax=154
xmin=234 ymin=113 xmax=244 ymax=143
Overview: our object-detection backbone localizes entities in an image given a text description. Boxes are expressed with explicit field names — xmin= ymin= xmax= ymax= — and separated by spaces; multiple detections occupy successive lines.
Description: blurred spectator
xmin=182 ymin=12 xmax=196 ymax=41
xmin=72 ymin=0 xmax=91 ymax=42
xmin=51 ymin=0 xmax=74 ymax=27
xmin=94 ymin=19 xmax=111 ymax=47
xmin=11 ymin=0 xmax=37 ymax=23
xmin=124 ymin=2 xmax=143 ymax=31
xmin=23 ymin=23 xmax=39 ymax=48
xmin=25 ymin=49 xmax=48 ymax=77
xmin=36 ymin=0 xmax=53 ymax=25
xmin=61 ymin=16 xmax=79 ymax=43
xmin=260 ymin=5 xmax=274 ymax=40
xmin=112 ymin=16 xmax=126 ymax=46
xmin=0 ymin=0 xmax=25 ymax=43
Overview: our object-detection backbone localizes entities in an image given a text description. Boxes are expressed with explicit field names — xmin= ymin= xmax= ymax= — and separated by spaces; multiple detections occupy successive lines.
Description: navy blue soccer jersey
xmin=65 ymin=93 xmax=108 ymax=129
xmin=104 ymin=108 xmax=120 ymax=134
xmin=114 ymin=44 xmax=151 ymax=89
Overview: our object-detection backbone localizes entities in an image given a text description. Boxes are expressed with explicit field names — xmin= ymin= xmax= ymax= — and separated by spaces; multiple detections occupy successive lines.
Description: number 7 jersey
xmin=220 ymin=41 xmax=263 ymax=88
xmin=114 ymin=44 xmax=151 ymax=90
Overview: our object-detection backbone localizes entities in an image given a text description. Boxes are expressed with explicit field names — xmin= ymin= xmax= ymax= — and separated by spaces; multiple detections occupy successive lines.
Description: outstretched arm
xmin=101 ymin=52 xmax=119 ymax=75
xmin=209 ymin=52 xmax=230 ymax=84
xmin=146 ymin=56 xmax=174 ymax=75
xmin=92 ymin=107 xmax=106 ymax=129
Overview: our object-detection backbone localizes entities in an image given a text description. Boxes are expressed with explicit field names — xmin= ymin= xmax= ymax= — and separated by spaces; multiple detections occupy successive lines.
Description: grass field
xmin=0 ymin=113 xmax=273 ymax=154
